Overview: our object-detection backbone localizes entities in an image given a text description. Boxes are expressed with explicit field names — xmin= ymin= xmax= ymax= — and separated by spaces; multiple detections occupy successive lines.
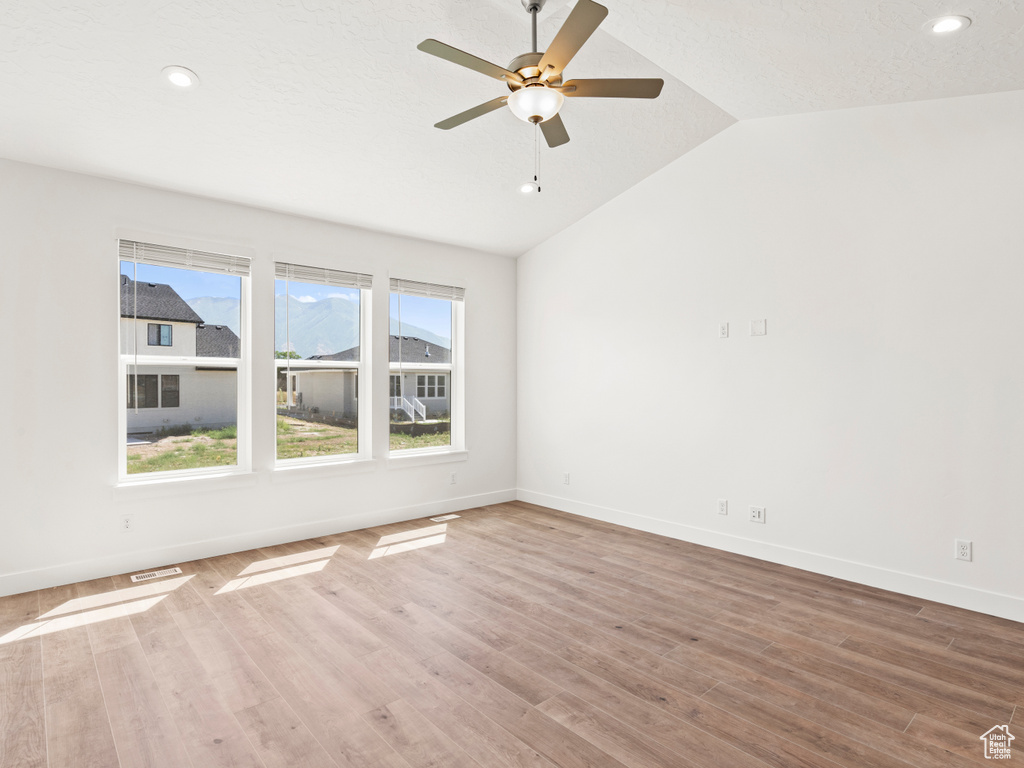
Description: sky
xmin=120 ymin=261 xmax=452 ymax=339
xmin=120 ymin=261 xmax=240 ymax=301
xmin=389 ymin=293 xmax=452 ymax=339
xmin=274 ymin=280 xmax=359 ymax=305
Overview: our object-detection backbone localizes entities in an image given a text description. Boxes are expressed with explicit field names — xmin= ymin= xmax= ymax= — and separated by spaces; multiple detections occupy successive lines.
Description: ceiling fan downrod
xmin=522 ymin=0 xmax=546 ymax=53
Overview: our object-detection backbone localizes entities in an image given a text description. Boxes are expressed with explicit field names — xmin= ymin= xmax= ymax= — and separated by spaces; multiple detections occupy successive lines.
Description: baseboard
xmin=0 ymin=488 xmax=517 ymax=598
xmin=517 ymin=489 xmax=1024 ymax=624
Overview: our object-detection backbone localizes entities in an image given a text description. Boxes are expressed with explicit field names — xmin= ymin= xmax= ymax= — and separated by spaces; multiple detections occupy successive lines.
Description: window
xmin=161 ymin=374 xmax=180 ymax=408
xmin=147 ymin=323 xmax=173 ymax=346
xmin=416 ymin=374 xmax=446 ymax=398
xmin=119 ymin=239 xmax=249 ymax=480
xmin=275 ymin=262 xmax=372 ymax=464
xmin=389 ymin=279 xmax=464 ymax=453
xmin=126 ymin=374 xmax=179 ymax=409
xmin=126 ymin=374 xmax=158 ymax=409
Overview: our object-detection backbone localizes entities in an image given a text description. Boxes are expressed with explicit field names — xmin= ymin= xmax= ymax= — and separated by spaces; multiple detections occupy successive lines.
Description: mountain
xmin=276 ymin=296 xmax=359 ymax=358
xmin=189 ymin=296 xmax=451 ymax=358
xmin=187 ymin=297 xmax=241 ymax=335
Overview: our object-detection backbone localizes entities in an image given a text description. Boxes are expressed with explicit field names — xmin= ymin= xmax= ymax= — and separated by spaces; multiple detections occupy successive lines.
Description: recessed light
xmin=927 ymin=15 xmax=971 ymax=34
xmin=161 ymin=65 xmax=199 ymax=89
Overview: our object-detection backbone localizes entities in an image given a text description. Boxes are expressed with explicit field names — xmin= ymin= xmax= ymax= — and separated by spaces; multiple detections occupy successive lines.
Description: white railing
xmin=390 ymin=396 xmax=427 ymax=422
xmin=390 ymin=396 xmax=412 ymax=421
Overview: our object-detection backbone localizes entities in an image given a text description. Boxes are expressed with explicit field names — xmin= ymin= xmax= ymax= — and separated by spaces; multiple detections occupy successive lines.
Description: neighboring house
xmin=277 ymin=366 xmax=359 ymax=421
xmin=120 ymin=275 xmax=240 ymax=434
xmin=385 ymin=335 xmax=451 ymax=421
xmin=281 ymin=335 xmax=450 ymax=422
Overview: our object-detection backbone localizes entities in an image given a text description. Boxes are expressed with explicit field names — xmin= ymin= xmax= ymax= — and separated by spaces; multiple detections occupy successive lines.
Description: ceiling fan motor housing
xmin=506 ymin=52 xmax=563 ymax=90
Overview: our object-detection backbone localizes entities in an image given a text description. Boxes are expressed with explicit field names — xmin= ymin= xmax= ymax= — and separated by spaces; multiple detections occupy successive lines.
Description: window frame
xmin=416 ymin=373 xmax=446 ymax=399
xmin=126 ymin=373 xmax=180 ymax=409
xmin=126 ymin=374 xmax=159 ymax=409
xmin=274 ymin=265 xmax=372 ymax=469
xmin=117 ymin=238 xmax=251 ymax=485
xmin=147 ymin=323 xmax=173 ymax=347
xmin=388 ymin=281 xmax=464 ymax=457
xmin=161 ymin=373 xmax=180 ymax=408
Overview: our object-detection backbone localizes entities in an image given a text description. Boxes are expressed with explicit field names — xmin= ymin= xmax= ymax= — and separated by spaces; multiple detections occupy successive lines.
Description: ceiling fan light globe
xmin=508 ymin=86 xmax=564 ymax=123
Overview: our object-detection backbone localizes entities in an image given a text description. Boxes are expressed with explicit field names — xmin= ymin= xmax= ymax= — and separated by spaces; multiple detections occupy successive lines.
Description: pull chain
xmin=520 ymin=120 xmax=542 ymax=194
xmin=534 ymin=121 xmax=541 ymax=192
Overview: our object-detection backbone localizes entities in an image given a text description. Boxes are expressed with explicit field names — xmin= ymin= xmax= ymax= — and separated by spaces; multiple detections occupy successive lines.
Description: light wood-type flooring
xmin=1 ymin=501 xmax=1022 ymax=768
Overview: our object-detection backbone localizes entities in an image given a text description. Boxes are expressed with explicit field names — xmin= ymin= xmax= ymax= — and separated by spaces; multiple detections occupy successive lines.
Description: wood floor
xmin=1 ymin=502 xmax=1022 ymax=768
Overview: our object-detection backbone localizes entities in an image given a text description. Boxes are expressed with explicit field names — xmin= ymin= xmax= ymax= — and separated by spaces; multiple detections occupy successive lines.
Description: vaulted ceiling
xmin=2 ymin=1 xmax=1021 ymax=256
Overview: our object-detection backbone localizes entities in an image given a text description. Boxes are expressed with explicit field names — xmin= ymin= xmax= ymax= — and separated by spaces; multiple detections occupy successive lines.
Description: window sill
xmin=386 ymin=449 xmax=468 ymax=469
xmin=114 ymin=467 xmax=258 ymax=498
xmin=272 ymin=456 xmax=378 ymax=483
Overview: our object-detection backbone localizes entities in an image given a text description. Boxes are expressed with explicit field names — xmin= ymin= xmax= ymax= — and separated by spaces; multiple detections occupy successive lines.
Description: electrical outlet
xmin=719 ymin=322 xmax=729 ymax=339
xmin=449 ymin=472 xmax=457 ymax=485
xmin=955 ymin=539 xmax=972 ymax=561
xmin=563 ymin=472 xmax=570 ymax=485
xmin=749 ymin=506 xmax=765 ymax=524
xmin=121 ymin=516 xmax=134 ymax=532
xmin=750 ymin=319 xmax=767 ymax=336
xmin=718 ymin=499 xmax=728 ymax=515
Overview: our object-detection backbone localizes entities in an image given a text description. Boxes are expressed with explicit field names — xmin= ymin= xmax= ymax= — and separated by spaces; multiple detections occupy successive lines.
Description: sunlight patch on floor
xmin=376 ymin=524 xmax=448 ymax=548
xmin=37 ymin=575 xmax=194 ymax=619
xmin=0 ymin=596 xmax=168 ymax=645
xmin=369 ymin=531 xmax=447 ymax=559
xmin=237 ymin=546 xmax=340 ymax=576
xmin=216 ymin=559 xmax=331 ymax=594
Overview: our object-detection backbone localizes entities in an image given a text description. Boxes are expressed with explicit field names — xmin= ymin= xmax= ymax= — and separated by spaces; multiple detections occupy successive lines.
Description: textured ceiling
xmin=606 ymin=0 xmax=1024 ymax=119
xmin=1 ymin=1 xmax=1021 ymax=256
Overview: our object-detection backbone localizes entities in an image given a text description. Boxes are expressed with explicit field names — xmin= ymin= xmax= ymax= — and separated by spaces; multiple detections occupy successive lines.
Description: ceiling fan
xmin=417 ymin=0 xmax=663 ymax=148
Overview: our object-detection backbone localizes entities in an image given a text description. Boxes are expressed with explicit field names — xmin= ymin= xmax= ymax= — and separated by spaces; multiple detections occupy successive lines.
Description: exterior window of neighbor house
xmin=416 ymin=374 xmax=445 ymax=399
xmin=389 ymin=278 xmax=464 ymax=453
xmin=148 ymin=323 xmax=173 ymax=346
xmin=118 ymin=239 xmax=250 ymax=480
xmin=126 ymin=374 xmax=159 ymax=409
xmin=127 ymin=373 xmax=179 ymax=408
xmin=274 ymin=262 xmax=372 ymax=464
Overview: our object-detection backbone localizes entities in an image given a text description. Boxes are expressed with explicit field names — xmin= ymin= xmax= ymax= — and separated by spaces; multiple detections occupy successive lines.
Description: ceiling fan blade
xmin=434 ymin=96 xmax=509 ymax=130
xmin=418 ymin=39 xmax=523 ymax=83
xmin=562 ymin=78 xmax=664 ymax=98
xmin=540 ymin=113 xmax=570 ymax=148
xmin=537 ymin=0 xmax=608 ymax=80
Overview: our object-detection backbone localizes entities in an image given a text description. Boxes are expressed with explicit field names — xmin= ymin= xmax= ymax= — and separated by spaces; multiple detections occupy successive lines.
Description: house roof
xmin=120 ymin=275 xmax=204 ymax=324
xmin=196 ymin=325 xmax=241 ymax=358
xmin=309 ymin=335 xmax=450 ymax=364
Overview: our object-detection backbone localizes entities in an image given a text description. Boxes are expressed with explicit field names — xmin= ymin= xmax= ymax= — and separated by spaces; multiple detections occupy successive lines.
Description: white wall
xmin=0 ymin=158 xmax=517 ymax=596
xmin=517 ymin=89 xmax=1024 ymax=621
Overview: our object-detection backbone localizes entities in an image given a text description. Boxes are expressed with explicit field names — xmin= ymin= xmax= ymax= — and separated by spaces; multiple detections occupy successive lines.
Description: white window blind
xmin=390 ymin=278 xmax=465 ymax=302
xmin=276 ymin=262 xmax=373 ymax=290
xmin=119 ymin=240 xmax=250 ymax=276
